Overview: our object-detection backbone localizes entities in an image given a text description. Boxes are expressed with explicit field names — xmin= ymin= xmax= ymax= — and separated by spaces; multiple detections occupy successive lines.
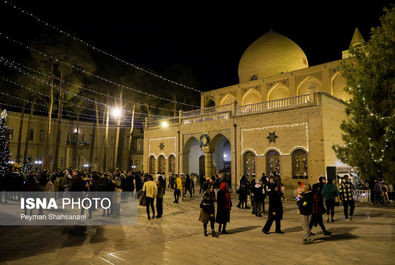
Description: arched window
xmin=266 ymin=150 xmax=280 ymax=176
xmin=168 ymin=155 xmax=175 ymax=173
xmin=206 ymin=99 xmax=215 ymax=107
xmin=158 ymin=155 xmax=166 ymax=173
xmin=243 ymin=151 xmax=256 ymax=177
xmin=292 ymin=149 xmax=308 ymax=179
xmin=149 ymin=156 xmax=156 ymax=174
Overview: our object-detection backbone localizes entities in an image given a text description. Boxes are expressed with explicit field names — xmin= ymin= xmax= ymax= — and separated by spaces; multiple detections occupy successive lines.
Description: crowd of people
xmin=0 ymin=165 xmax=393 ymax=244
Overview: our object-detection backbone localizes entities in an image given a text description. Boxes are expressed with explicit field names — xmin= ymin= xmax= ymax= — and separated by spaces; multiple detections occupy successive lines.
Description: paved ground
xmin=0 ymin=190 xmax=394 ymax=265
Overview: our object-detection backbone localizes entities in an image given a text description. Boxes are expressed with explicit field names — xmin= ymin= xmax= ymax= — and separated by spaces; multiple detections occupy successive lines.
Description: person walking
xmin=322 ymin=178 xmax=339 ymax=222
xmin=297 ymin=183 xmax=313 ymax=244
xmin=156 ymin=175 xmax=165 ymax=218
xmin=199 ymin=184 xmax=217 ymax=237
xmin=262 ymin=185 xmax=284 ymax=234
xmin=309 ymin=184 xmax=331 ymax=235
xmin=142 ymin=175 xmax=157 ymax=220
xmin=216 ymin=182 xmax=232 ymax=234
xmin=339 ymin=175 xmax=355 ymax=221
xmin=173 ymin=174 xmax=182 ymax=203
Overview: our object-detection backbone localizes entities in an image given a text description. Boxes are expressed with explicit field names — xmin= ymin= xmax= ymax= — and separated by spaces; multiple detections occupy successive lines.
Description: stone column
xmin=202 ymin=146 xmax=213 ymax=178
xmin=204 ymin=151 xmax=213 ymax=178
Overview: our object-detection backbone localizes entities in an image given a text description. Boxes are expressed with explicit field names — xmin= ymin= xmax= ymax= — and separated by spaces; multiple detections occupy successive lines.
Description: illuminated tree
xmin=333 ymin=7 xmax=395 ymax=183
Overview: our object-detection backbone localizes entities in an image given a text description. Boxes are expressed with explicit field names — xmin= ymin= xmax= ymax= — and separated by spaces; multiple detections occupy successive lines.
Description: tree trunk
xmin=128 ymin=104 xmax=136 ymax=169
xmin=43 ymin=64 xmax=54 ymax=169
xmin=103 ymin=93 xmax=110 ymax=170
xmin=23 ymin=98 xmax=36 ymax=164
xmin=90 ymin=102 xmax=100 ymax=170
xmin=15 ymin=106 xmax=25 ymax=163
xmin=114 ymin=89 xmax=123 ymax=169
xmin=173 ymin=94 xmax=177 ymax=117
xmin=145 ymin=104 xmax=151 ymax=121
xmin=53 ymin=72 xmax=64 ymax=169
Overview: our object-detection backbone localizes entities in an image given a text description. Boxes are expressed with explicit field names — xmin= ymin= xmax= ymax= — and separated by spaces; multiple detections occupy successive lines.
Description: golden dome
xmin=238 ymin=31 xmax=308 ymax=83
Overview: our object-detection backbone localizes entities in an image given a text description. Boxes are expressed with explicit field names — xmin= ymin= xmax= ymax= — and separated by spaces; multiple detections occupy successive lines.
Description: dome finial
xmin=350 ymin=28 xmax=365 ymax=47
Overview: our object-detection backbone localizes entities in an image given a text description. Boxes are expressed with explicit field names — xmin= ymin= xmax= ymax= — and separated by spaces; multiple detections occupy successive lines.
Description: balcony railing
xmin=182 ymin=103 xmax=232 ymax=118
xmin=146 ymin=117 xmax=178 ymax=128
xmin=236 ymin=94 xmax=310 ymax=115
xmin=146 ymin=94 xmax=312 ymax=129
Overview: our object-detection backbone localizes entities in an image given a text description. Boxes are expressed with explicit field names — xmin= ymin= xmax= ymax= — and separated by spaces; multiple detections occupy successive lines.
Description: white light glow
xmin=161 ymin=121 xmax=169 ymax=128
xmin=111 ymin=107 xmax=122 ymax=118
xmin=83 ymin=163 xmax=89 ymax=168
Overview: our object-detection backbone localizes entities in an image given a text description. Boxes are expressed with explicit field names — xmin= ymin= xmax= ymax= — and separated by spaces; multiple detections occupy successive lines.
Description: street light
xmin=111 ymin=107 xmax=122 ymax=118
xmin=161 ymin=120 xmax=169 ymax=128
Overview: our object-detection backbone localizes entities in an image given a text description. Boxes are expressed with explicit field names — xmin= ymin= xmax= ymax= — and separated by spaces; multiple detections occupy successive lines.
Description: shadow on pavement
xmin=227 ymin=225 xmax=260 ymax=234
xmin=0 ymin=225 xmax=105 ymax=263
xmin=313 ymin=233 xmax=359 ymax=243
xmin=283 ymin=226 xmax=303 ymax=233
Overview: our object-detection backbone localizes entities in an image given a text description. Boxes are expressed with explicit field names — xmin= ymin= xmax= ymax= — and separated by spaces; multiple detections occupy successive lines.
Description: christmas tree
xmin=0 ymin=110 xmax=11 ymax=179
xmin=333 ymin=7 xmax=395 ymax=183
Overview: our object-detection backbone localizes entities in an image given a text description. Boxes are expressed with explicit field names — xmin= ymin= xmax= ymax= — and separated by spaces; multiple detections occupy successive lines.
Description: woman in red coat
xmin=216 ymin=182 xmax=232 ymax=234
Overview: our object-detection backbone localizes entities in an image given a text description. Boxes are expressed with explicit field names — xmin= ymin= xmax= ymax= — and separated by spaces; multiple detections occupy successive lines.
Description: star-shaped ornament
xmin=159 ymin=142 xmax=165 ymax=150
xmin=267 ymin=132 xmax=278 ymax=143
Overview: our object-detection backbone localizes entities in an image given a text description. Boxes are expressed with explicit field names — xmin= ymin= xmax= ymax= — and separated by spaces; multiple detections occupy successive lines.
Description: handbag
xmin=334 ymin=195 xmax=340 ymax=206
xmin=139 ymin=192 xmax=146 ymax=206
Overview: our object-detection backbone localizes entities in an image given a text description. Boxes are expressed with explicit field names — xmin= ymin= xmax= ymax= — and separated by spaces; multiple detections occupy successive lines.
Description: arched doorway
xmin=199 ymin=155 xmax=205 ymax=176
xmin=149 ymin=155 xmax=156 ymax=174
xmin=158 ymin=155 xmax=166 ymax=173
xmin=266 ymin=150 xmax=280 ymax=176
xmin=183 ymin=137 xmax=203 ymax=175
xmin=168 ymin=154 xmax=175 ymax=173
xmin=243 ymin=151 xmax=256 ymax=177
xmin=292 ymin=149 xmax=308 ymax=179
xmin=211 ymin=135 xmax=231 ymax=173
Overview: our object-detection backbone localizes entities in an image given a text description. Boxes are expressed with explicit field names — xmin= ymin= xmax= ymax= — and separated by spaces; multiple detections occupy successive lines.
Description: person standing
xmin=339 ymin=175 xmax=355 ymax=221
xmin=322 ymin=178 xmax=339 ymax=222
xmin=142 ymin=175 xmax=157 ymax=220
xmin=173 ymin=174 xmax=182 ymax=203
xmin=262 ymin=185 xmax=284 ymax=234
xmin=216 ymin=182 xmax=232 ymax=234
xmin=199 ymin=184 xmax=217 ymax=237
xmin=185 ymin=174 xmax=192 ymax=197
xmin=156 ymin=175 xmax=165 ymax=218
xmin=237 ymin=175 xmax=249 ymax=210
xmin=297 ymin=184 xmax=313 ymax=244
xmin=253 ymin=179 xmax=264 ymax=217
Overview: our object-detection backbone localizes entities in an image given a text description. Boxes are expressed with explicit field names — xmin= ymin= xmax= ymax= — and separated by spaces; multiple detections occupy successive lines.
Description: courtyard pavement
xmin=0 ymin=190 xmax=394 ymax=265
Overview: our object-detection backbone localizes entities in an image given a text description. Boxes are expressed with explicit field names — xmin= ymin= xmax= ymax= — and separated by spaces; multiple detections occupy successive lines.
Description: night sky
xmin=0 ymin=0 xmax=393 ymax=92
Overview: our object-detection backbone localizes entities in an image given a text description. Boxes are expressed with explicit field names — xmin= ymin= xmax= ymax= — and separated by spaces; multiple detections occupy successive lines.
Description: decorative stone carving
xmin=267 ymin=78 xmax=289 ymax=88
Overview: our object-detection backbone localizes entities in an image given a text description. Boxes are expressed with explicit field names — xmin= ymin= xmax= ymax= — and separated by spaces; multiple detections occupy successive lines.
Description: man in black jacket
xmin=297 ymin=183 xmax=313 ymax=244
xmin=262 ymin=185 xmax=284 ymax=234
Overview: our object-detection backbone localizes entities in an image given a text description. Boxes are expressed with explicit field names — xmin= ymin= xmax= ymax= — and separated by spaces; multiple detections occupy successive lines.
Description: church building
xmin=143 ymin=29 xmax=364 ymax=190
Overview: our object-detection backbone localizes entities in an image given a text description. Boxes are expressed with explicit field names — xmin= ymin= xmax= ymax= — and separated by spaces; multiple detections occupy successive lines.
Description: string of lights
xmin=0 ymin=89 xmax=149 ymax=125
xmin=0 ymin=77 xmax=152 ymax=124
xmin=0 ymin=32 xmax=201 ymax=108
xmin=1 ymin=56 xmax=178 ymax=113
xmin=2 ymin=0 xmax=204 ymax=94
xmin=343 ymin=86 xmax=394 ymax=164
xmin=4 ymin=113 xmax=143 ymax=129
xmin=0 ymin=61 xmax=173 ymax=119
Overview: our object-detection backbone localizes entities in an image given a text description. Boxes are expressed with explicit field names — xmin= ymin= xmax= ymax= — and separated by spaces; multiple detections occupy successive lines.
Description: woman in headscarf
xmin=199 ymin=184 xmax=217 ymax=237
xmin=216 ymin=182 xmax=232 ymax=234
